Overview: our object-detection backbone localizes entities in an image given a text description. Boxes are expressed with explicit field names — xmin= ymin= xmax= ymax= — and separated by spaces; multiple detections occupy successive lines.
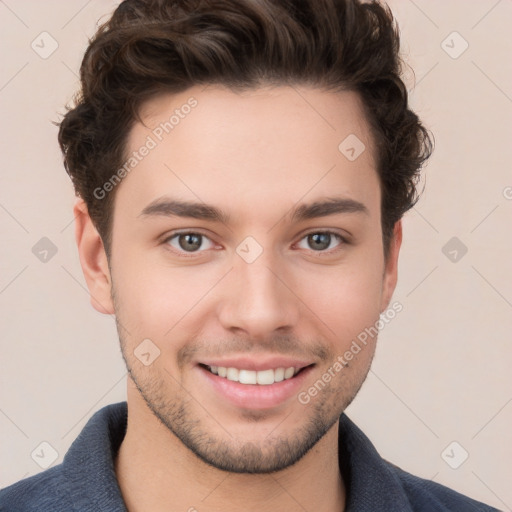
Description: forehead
xmin=118 ymin=85 xmax=380 ymax=226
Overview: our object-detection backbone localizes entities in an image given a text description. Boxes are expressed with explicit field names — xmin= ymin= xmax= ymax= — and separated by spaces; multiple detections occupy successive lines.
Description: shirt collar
xmin=63 ymin=401 xmax=128 ymax=511
xmin=338 ymin=414 xmax=412 ymax=510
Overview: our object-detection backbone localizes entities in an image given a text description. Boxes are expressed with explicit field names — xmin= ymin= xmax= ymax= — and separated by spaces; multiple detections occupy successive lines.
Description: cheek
xmin=308 ymin=271 xmax=382 ymax=339
xmin=111 ymin=253 xmax=220 ymax=341
xmin=298 ymin=248 xmax=383 ymax=344
xmin=112 ymin=260 xmax=235 ymax=379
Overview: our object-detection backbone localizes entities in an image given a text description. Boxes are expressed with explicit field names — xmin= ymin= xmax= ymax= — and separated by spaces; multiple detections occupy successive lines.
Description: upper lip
xmin=198 ymin=356 xmax=315 ymax=372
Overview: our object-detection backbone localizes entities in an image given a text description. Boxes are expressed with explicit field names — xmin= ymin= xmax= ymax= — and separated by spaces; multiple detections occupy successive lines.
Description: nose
xmin=217 ymin=248 xmax=300 ymax=338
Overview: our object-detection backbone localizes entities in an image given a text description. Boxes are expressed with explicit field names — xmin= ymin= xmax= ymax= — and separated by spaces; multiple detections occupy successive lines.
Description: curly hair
xmin=58 ymin=0 xmax=433 ymax=259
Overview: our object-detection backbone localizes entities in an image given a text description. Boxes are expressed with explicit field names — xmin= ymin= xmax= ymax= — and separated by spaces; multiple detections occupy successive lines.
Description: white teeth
xmin=256 ymin=369 xmax=274 ymax=385
xmin=206 ymin=365 xmax=300 ymax=385
xmin=274 ymin=367 xmax=285 ymax=382
xmin=238 ymin=369 xmax=257 ymax=384
xmin=226 ymin=367 xmax=239 ymax=382
xmin=284 ymin=367 xmax=295 ymax=379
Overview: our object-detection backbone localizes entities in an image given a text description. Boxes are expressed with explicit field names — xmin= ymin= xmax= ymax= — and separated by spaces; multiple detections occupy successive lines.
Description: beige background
xmin=0 ymin=0 xmax=511 ymax=509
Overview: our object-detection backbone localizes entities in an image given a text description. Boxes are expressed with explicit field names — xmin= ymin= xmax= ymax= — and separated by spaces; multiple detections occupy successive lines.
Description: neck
xmin=115 ymin=381 xmax=345 ymax=512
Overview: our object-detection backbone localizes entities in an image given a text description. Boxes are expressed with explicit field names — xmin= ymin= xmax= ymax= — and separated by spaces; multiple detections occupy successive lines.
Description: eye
xmin=162 ymin=229 xmax=348 ymax=257
xmin=296 ymin=231 xmax=346 ymax=253
xmin=164 ymin=232 xmax=215 ymax=253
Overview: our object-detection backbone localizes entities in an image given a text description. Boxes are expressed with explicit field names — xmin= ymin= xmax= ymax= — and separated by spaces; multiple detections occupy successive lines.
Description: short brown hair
xmin=58 ymin=0 xmax=433 ymax=258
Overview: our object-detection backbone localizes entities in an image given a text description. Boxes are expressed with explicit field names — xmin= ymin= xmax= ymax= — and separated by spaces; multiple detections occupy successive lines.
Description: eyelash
xmin=162 ymin=230 xmax=349 ymax=258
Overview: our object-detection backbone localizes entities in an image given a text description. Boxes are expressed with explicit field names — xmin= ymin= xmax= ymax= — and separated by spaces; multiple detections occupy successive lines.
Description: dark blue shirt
xmin=0 ymin=402 xmax=499 ymax=511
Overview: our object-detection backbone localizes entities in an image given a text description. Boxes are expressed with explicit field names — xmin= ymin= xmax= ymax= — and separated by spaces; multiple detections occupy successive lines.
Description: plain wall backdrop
xmin=0 ymin=0 xmax=511 ymax=509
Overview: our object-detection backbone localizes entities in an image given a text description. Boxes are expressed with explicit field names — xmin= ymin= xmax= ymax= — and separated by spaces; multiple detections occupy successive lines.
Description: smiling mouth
xmin=199 ymin=363 xmax=314 ymax=385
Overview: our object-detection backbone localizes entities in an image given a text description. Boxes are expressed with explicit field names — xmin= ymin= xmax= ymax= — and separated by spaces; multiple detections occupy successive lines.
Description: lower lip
xmin=197 ymin=365 xmax=315 ymax=410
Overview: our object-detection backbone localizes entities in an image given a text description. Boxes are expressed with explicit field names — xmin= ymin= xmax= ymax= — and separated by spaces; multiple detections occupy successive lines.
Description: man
xmin=0 ymin=0 xmax=499 ymax=510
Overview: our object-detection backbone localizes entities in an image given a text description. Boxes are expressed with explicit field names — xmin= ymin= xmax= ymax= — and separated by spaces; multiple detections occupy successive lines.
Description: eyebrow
xmin=139 ymin=196 xmax=369 ymax=224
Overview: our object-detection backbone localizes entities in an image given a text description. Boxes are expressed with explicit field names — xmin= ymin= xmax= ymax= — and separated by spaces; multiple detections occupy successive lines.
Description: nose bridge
xmin=218 ymin=242 xmax=299 ymax=335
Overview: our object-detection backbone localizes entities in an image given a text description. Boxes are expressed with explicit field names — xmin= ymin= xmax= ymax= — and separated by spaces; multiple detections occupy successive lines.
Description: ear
xmin=73 ymin=198 xmax=114 ymax=315
xmin=380 ymin=220 xmax=402 ymax=313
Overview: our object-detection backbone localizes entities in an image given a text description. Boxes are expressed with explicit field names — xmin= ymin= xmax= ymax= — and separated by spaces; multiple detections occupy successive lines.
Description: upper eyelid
xmin=162 ymin=229 xmax=216 ymax=245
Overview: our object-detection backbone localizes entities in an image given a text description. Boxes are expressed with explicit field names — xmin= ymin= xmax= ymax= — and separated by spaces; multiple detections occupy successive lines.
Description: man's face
xmin=104 ymin=85 xmax=399 ymax=473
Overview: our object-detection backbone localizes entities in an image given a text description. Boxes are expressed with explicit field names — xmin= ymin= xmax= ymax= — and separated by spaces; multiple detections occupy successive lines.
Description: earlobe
xmin=380 ymin=220 xmax=402 ymax=313
xmin=73 ymin=198 xmax=114 ymax=315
